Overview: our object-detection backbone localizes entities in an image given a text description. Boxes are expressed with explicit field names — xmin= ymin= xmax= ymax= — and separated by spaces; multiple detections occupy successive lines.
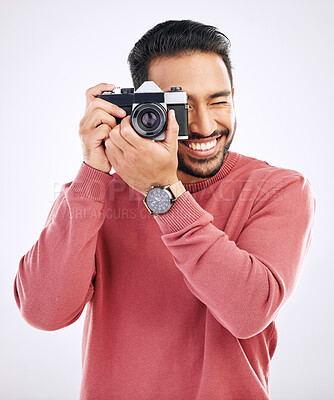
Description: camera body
xmin=98 ymin=81 xmax=188 ymax=141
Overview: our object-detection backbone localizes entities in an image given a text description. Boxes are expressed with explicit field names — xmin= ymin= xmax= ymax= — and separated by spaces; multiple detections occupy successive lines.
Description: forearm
xmin=159 ymin=207 xmax=284 ymax=339
xmin=14 ymin=163 xmax=113 ymax=331
xmin=155 ymin=176 xmax=315 ymax=339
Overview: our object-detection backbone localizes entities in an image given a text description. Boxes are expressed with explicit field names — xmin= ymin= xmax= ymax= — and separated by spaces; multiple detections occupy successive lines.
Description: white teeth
xmin=187 ymin=138 xmax=217 ymax=151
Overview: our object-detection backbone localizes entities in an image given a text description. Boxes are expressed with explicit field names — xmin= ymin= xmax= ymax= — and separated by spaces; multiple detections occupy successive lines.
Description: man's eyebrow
xmin=187 ymin=90 xmax=232 ymax=101
xmin=208 ymin=90 xmax=232 ymax=99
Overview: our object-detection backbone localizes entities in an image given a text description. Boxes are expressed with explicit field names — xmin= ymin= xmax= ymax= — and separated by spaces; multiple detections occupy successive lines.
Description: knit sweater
xmin=14 ymin=151 xmax=315 ymax=400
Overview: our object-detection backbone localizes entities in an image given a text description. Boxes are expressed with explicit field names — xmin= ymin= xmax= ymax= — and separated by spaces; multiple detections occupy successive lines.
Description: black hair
xmin=128 ymin=20 xmax=233 ymax=89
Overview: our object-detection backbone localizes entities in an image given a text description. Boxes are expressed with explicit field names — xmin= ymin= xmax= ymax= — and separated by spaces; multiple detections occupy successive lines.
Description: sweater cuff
xmin=154 ymin=191 xmax=207 ymax=234
xmin=68 ymin=162 xmax=113 ymax=202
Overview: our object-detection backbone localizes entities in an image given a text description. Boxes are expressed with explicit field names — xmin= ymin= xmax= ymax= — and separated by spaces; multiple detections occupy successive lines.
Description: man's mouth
xmin=179 ymin=135 xmax=223 ymax=155
xmin=184 ymin=137 xmax=218 ymax=150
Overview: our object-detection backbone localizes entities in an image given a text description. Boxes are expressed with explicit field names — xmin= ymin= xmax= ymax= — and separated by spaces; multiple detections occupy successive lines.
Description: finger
xmin=164 ymin=110 xmax=179 ymax=148
xmin=85 ymin=83 xmax=115 ymax=108
xmin=88 ymin=97 xmax=127 ymax=119
xmin=119 ymin=116 xmax=146 ymax=149
xmin=81 ymin=109 xmax=117 ymax=132
xmin=80 ymin=123 xmax=111 ymax=152
xmin=109 ymin=122 xmax=137 ymax=153
xmin=104 ymin=137 xmax=124 ymax=170
xmin=80 ymin=98 xmax=126 ymax=128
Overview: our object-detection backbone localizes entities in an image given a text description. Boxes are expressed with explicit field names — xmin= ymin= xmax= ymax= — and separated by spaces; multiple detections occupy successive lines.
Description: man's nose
xmin=188 ymin=108 xmax=217 ymax=138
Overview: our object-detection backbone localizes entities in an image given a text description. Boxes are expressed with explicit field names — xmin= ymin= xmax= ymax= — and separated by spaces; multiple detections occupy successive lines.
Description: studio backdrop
xmin=1 ymin=0 xmax=333 ymax=399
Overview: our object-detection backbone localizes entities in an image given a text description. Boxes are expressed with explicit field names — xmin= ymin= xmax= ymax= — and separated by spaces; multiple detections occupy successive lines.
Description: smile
xmin=180 ymin=135 xmax=223 ymax=156
xmin=184 ymin=138 xmax=217 ymax=151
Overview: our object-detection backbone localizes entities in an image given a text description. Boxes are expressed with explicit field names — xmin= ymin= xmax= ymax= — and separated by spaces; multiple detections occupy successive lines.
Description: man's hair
xmin=128 ymin=20 xmax=233 ymax=90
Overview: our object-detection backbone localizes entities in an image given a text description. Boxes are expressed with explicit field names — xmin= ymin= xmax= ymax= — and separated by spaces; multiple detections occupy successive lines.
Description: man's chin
xmin=177 ymin=151 xmax=226 ymax=180
xmin=177 ymin=121 xmax=236 ymax=181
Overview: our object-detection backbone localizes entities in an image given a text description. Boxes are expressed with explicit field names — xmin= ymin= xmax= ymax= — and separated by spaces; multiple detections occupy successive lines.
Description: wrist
xmin=168 ymin=180 xmax=186 ymax=199
xmin=143 ymin=180 xmax=186 ymax=215
xmin=139 ymin=175 xmax=179 ymax=196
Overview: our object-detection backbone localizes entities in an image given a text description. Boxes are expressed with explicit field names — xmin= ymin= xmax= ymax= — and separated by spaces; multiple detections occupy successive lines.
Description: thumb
xmin=164 ymin=110 xmax=179 ymax=148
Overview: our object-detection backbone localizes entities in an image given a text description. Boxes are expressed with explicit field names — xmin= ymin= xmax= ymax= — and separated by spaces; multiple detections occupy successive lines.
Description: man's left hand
xmin=104 ymin=110 xmax=179 ymax=195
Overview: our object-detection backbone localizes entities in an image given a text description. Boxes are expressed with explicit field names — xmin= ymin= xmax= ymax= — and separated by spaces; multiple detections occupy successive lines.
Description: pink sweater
xmin=14 ymin=152 xmax=315 ymax=399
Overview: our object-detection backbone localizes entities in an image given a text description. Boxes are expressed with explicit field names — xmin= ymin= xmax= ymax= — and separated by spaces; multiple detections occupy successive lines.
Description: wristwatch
xmin=143 ymin=181 xmax=186 ymax=215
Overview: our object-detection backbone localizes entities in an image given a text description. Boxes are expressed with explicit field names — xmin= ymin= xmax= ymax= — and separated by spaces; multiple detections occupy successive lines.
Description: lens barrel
xmin=131 ymin=103 xmax=167 ymax=138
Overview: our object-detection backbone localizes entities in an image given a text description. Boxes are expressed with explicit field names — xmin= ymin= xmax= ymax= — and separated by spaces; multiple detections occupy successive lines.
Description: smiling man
xmin=149 ymin=52 xmax=235 ymax=182
xmin=14 ymin=20 xmax=315 ymax=399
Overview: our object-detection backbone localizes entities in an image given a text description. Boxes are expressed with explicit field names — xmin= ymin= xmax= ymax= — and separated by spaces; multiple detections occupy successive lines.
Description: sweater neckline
xmin=183 ymin=151 xmax=240 ymax=193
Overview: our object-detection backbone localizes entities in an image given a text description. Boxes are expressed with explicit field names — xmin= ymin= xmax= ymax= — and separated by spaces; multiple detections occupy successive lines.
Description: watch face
xmin=146 ymin=187 xmax=172 ymax=214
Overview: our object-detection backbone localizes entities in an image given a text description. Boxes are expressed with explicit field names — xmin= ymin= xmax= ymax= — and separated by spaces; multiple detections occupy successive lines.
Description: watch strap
xmin=168 ymin=180 xmax=186 ymax=200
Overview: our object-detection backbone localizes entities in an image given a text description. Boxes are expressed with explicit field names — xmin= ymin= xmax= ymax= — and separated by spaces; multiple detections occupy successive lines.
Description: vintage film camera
xmin=98 ymin=81 xmax=188 ymax=141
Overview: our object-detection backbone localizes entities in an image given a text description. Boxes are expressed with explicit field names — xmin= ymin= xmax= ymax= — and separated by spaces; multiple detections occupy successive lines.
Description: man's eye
xmin=212 ymin=101 xmax=227 ymax=105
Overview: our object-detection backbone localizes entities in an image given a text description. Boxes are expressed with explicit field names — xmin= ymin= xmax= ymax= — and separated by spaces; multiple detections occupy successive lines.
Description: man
xmin=14 ymin=20 xmax=315 ymax=399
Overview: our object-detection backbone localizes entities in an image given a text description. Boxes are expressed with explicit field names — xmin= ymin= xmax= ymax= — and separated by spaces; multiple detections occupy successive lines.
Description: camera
xmin=98 ymin=81 xmax=188 ymax=141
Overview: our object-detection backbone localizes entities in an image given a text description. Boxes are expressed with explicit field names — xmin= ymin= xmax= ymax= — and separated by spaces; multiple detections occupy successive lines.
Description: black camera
xmin=98 ymin=81 xmax=188 ymax=141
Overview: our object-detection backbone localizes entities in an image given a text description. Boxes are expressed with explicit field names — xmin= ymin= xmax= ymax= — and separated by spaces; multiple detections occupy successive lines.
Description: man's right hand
xmin=79 ymin=83 xmax=127 ymax=173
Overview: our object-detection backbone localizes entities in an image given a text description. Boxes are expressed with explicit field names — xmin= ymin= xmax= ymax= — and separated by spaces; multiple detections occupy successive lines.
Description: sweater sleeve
xmin=14 ymin=162 xmax=113 ymax=331
xmin=155 ymin=172 xmax=315 ymax=339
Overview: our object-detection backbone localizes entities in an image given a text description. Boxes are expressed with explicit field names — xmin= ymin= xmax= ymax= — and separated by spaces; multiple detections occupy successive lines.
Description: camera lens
xmin=131 ymin=103 xmax=167 ymax=138
xmin=141 ymin=112 xmax=158 ymax=129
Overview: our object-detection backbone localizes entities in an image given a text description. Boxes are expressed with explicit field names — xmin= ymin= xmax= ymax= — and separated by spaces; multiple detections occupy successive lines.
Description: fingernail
xmin=119 ymin=109 xmax=126 ymax=116
xmin=170 ymin=110 xmax=175 ymax=120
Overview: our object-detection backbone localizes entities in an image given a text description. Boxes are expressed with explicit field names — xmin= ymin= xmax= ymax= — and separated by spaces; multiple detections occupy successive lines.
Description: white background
xmin=1 ymin=0 xmax=333 ymax=399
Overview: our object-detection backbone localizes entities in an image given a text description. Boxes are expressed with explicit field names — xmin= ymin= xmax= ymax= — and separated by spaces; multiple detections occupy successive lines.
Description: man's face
xmin=148 ymin=52 xmax=236 ymax=184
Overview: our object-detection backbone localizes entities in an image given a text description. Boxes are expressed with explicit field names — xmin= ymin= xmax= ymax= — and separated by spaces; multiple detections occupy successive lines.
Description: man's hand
xmin=104 ymin=110 xmax=179 ymax=195
xmin=79 ymin=83 xmax=127 ymax=173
